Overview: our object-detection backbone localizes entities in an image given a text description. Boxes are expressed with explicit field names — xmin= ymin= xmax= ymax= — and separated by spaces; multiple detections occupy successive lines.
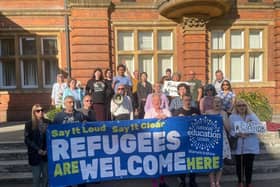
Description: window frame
xmin=209 ymin=26 xmax=266 ymax=85
xmin=115 ymin=27 xmax=175 ymax=83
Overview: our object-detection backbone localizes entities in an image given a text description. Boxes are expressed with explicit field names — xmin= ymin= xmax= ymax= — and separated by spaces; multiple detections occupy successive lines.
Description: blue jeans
xmin=31 ymin=162 xmax=48 ymax=187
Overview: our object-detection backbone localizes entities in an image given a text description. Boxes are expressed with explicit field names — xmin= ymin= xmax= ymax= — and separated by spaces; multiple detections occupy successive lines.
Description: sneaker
xmin=159 ymin=182 xmax=170 ymax=187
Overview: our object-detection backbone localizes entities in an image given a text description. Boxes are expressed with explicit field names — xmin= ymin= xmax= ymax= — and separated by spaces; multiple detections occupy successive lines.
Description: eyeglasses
xmin=118 ymin=88 xmax=125 ymax=90
xmin=236 ymin=104 xmax=246 ymax=107
xmin=222 ymin=84 xmax=229 ymax=86
xmin=85 ymin=100 xmax=93 ymax=102
xmin=35 ymin=109 xmax=44 ymax=113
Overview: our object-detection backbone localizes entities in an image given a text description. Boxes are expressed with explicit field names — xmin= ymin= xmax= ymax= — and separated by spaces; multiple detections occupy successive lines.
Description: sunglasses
xmin=222 ymin=84 xmax=229 ymax=86
xmin=85 ymin=100 xmax=93 ymax=102
xmin=35 ymin=109 xmax=44 ymax=113
xmin=118 ymin=88 xmax=125 ymax=90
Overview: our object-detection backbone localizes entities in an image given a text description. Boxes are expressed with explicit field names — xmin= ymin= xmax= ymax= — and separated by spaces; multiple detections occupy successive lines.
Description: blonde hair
xmin=232 ymin=98 xmax=253 ymax=115
xmin=31 ymin=104 xmax=44 ymax=130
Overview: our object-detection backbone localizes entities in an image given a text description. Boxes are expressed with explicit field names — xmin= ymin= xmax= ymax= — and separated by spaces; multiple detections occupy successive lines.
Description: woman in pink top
xmin=144 ymin=82 xmax=169 ymax=113
xmin=199 ymin=84 xmax=217 ymax=114
xmin=144 ymin=93 xmax=171 ymax=187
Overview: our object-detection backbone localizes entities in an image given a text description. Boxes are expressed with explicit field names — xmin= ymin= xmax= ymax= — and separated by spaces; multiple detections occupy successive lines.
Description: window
xmin=231 ymin=30 xmax=244 ymax=49
xmin=0 ymin=59 xmax=16 ymax=88
xmin=210 ymin=27 xmax=265 ymax=84
xmin=20 ymin=37 xmax=37 ymax=55
xmin=0 ymin=39 xmax=15 ymax=56
xmin=211 ymin=54 xmax=225 ymax=81
xmin=249 ymin=30 xmax=262 ymax=49
xmin=0 ymin=35 xmax=58 ymax=89
xmin=43 ymin=59 xmax=58 ymax=87
xmin=138 ymin=31 xmax=153 ymax=50
xmin=211 ymin=30 xmax=225 ymax=49
xmin=42 ymin=38 xmax=58 ymax=55
xmin=116 ymin=29 xmax=174 ymax=83
xmin=158 ymin=55 xmax=173 ymax=80
xmin=118 ymin=31 xmax=134 ymax=51
xmin=0 ymin=38 xmax=16 ymax=88
xmin=21 ymin=59 xmax=38 ymax=88
xmin=158 ymin=31 xmax=173 ymax=50
xmin=230 ymin=54 xmax=244 ymax=82
xmin=249 ymin=53 xmax=262 ymax=82
xmin=139 ymin=55 xmax=154 ymax=83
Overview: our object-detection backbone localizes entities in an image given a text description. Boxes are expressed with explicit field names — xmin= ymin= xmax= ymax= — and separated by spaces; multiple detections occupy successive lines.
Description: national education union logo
xmin=187 ymin=116 xmax=222 ymax=152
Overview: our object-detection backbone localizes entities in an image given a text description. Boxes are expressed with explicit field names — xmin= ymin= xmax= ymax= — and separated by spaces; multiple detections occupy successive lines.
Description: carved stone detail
xmin=182 ymin=15 xmax=210 ymax=32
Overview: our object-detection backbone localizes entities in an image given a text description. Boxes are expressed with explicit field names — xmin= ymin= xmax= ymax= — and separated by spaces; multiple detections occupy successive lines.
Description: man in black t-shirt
xmin=173 ymin=94 xmax=200 ymax=187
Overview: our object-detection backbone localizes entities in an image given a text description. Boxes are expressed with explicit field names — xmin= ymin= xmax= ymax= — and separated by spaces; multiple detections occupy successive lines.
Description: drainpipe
xmin=64 ymin=0 xmax=71 ymax=78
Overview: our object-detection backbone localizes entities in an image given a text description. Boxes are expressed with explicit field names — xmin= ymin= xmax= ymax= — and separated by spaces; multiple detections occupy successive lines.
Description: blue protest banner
xmin=47 ymin=115 xmax=223 ymax=187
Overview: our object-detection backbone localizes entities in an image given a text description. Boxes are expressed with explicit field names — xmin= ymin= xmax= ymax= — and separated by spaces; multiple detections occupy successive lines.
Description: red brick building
xmin=0 ymin=0 xmax=279 ymax=121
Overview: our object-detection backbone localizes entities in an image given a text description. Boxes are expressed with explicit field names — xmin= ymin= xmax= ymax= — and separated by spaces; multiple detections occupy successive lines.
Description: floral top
xmin=217 ymin=90 xmax=235 ymax=112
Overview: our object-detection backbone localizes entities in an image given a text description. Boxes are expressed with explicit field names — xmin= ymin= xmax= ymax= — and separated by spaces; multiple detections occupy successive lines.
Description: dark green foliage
xmin=237 ymin=91 xmax=273 ymax=121
xmin=45 ymin=107 xmax=62 ymax=122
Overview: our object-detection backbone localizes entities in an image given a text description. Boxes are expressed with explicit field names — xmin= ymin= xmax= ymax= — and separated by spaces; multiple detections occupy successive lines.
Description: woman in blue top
xmin=229 ymin=99 xmax=260 ymax=187
xmin=63 ymin=78 xmax=83 ymax=109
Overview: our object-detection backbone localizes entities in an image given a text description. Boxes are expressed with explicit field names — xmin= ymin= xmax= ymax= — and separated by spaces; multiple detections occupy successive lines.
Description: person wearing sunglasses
xmin=217 ymin=80 xmax=235 ymax=115
xmin=110 ymin=84 xmax=133 ymax=120
xmin=229 ymin=99 xmax=260 ymax=187
xmin=24 ymin=104 xmax=51 ymax=187
xmin=78 ymin=95 xmax=96 ymax=122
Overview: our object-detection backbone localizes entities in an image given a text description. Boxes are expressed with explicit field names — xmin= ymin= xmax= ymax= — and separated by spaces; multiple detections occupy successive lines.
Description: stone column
xmin=181 ymin=15 xmax=209 ymax=82
xmin=68 ymin=0 xmax=112 ymax=83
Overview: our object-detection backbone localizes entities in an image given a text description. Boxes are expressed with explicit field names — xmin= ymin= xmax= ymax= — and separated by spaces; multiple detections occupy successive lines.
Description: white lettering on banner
xmin=127 ymin=156 xmax=142 ymax=175
xmin=52 ymin=131 xmax=182 ymax=162
xmin=87 ymin=136 xmax=101 ymax=157
xmin=77 ymin=152 xmax=186 ymax=180
xmin=166 ymin=130 xmax=181 ymax=150
xmin=153 ymin=132 xmax=166 ymax=152
xmin=143 ymin=155 xmax=158 ymax=175
xmin=71 ymin=137 xmax=86 ymax=159
xmin=100 ymin=157 xmax=113 ymax=178
xmin=80 ymin=159 xmax=98 ymax=180
xmin=114 ymin=157 xmax=128 ymax=176
xmin=103 ymin=135 xmax=119 ymax=155
xmin=233 ymin=121 xmax=266 ymax=134
xmin=159 ymin=153 xmax=173 ymax=173
xmin=138 ymin=132 xmax=152 ymax=152
xmin=52 ymin=139 xmax=70 ymax=161
xmin=120 ymin=134 xmax=137 ymax=153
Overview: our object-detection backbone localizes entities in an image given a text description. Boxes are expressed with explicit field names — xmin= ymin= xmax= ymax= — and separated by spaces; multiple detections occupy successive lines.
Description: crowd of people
xmin=24 ymin=66 xmax=261 ymax=187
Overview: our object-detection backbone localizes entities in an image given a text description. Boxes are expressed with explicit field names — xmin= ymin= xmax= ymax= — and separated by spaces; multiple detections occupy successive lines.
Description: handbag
xmin=227 ymin=133 xmax=238 ymax=150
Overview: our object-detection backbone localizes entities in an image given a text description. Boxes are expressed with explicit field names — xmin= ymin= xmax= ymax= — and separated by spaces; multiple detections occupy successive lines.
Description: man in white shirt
xmin=213 ymin=70 xmax=227 ymax=93
xmin=51 ymin=74 xmax=67 ymax=108
xmin=110 ymin=84 xmax=133 ymax=120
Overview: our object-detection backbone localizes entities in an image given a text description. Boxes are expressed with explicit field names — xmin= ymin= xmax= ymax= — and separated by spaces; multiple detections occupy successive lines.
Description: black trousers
xmin=179 ymin=173 xmax=196 ymax=185
xmin=235 ymin=154 xmax=255 ymax=185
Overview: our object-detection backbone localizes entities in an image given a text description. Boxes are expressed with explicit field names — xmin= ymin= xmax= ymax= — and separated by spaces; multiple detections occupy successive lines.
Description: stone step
xmin=0 ymin=149 xmax=27 ymax=161
xmin=0 ymin=141 xmax=26 ymax=150
xmin=0 ymin=160 xmax=31 ymax=173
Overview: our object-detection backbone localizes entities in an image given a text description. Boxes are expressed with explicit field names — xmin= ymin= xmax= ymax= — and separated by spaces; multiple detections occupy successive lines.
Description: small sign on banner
xmin=233 ymin=121 xmax=266 ymax=134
